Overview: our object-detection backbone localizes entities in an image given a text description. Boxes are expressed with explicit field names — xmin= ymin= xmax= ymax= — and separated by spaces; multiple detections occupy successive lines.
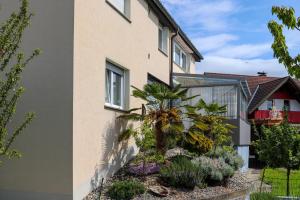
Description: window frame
xmin=267 ymin=100 xmax=273 ymax=110
xmin=105 ymin=62 xmax=125 ymax=110
xmin=158 ymin=25 xmax=168 ymax=55
xmin=173 ymin=42 xmax=188 ymax=70
xmin=106 ymin=0 xmax=131 ymax=23
xmin=284 ymin=99 xmax=290 ymax=111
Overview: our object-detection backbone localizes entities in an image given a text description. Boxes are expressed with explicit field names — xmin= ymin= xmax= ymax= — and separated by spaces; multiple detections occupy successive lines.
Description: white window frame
xmin=105 ymin=62 xmax=125 ymax=109
xmin=107 ymin=0 xmax=130 ymax=18
xmin=158 ymin=25 xmax=168 ymax=54
xmin=173 ymin=43 xmax=188 ymax=70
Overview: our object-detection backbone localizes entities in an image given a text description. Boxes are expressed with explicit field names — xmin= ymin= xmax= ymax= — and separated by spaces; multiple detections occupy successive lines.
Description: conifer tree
xmin=0 ymin=0 xmax=40 ymax=164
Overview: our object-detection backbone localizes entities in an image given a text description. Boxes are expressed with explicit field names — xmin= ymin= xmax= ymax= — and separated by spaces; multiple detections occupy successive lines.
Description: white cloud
xmin=197 ymin=56 xmax=288 ymax=77
xmin=193 ymin=34 xmax=238 ymax=52
xmin=209 ymin=43 xmax=271 ymax=59
xmin=161 ymin=0 xmax=238 ymax=31
xmin=161 ymin=0 xmax=292 ymax=78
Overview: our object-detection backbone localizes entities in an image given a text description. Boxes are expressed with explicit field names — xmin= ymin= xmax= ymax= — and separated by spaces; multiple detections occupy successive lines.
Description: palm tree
xmin=119 ymin=83 xmax=194 ymax=154
xmin=184 ymin=99 xmax=235 ymax=154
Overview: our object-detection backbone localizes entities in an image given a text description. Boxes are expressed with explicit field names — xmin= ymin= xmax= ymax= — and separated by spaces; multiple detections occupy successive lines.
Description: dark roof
xmin=149 ymin=0 xmax=203 ymax=61
xmin=248 ymin=77 xmax=290 ymax=113
xmin=204 ymin=72 xmax=279 ymax=94
xmin=173 ymin=72 xmax=251 ymax=99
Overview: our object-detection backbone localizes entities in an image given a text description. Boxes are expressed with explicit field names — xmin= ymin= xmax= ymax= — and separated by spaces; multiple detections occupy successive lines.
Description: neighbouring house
xmin=173 ymin=73 xmax=251 ymax=172
xmin=0 ymin=1 xmax=202 ymax=200
xmin=203 ymin=72 xmax=300 ymax=168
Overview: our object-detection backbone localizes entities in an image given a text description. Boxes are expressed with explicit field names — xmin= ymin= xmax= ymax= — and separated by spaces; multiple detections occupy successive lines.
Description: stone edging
xmin=199 ymin=186 xmax=250 ymax=200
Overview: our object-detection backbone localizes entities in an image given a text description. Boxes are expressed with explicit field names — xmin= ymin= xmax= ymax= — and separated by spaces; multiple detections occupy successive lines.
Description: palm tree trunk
xmin=155 ymin=121 xmax=166 ymax=154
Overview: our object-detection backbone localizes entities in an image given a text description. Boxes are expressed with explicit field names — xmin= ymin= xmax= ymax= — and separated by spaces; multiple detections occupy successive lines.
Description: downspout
xmin=169 ymin=29 xmax=179 ymax=88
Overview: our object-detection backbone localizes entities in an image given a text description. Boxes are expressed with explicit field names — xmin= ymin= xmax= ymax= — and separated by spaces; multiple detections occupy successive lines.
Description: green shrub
xmin=192 ymin=156 xmax=234 ymax=183
xmin=219 ymin=158 xmax=235 ymax=177
xmin=107 ymin=180 xmax=145 ymax=200
xmin=206 ymin=147 xmax=243 ymax=170
xmin=250 ymin=192 xmax=275 ymax=200
xmin=160 ymin=156 xmax=205 ymax=189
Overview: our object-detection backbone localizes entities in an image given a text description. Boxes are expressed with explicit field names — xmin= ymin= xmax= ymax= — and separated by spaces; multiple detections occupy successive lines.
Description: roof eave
xmin=150 ymin=0 xmax=203 ymax=62
xmin=248 ymin=77 xmax=290 ymax=113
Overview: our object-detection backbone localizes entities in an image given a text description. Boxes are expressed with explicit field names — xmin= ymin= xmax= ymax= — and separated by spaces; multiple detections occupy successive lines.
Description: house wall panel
xmin=0 ymin=0 xmax=74 ymax=199
xmin=73 ymin=0 xmax=176 ymax=199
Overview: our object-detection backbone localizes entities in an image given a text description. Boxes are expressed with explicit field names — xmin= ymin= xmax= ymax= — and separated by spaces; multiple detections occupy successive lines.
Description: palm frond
xmin=131 ymin=85 xmax=148 ymax=101
xmin=118 ymin=113 xmax=144 ymax=121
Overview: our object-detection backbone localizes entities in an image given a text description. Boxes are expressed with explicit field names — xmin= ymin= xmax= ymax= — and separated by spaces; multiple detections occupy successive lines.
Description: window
xmin=212 ymin=86 xmax=238 ymax=119
xmin=267 ymin=100 xmax=273 ymax=110
xmin=190 ymin=86 xmax=238 ymax=119
xmin=173 ymin=43 xmax=188 ymax=70
xmin=105 ymin=62 xmax=125 ymax=109
xmin=174 ymin=45 xmax=181 ymax=65
xmin=284 ymin=100 xmax=290 ymax=111
xmin=240 ymin=93 xmax=248 ymax=120
xmin=158 ymin=25 xmax=168 ymax=54
xmin=107 ymin=0 xmax=130 ymax=18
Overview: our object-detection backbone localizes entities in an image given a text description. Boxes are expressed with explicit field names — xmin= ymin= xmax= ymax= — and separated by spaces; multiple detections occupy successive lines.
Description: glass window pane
xmin=162 ymin=28 xmax=168 ymax=53
xmin=213 ymin=86 xmax=237 ymax=119
xmin=267 ymin=100 xmax=273 ymax=110
xmin=181 ymin=53 xmax=187 ymax=69
xmin=174 ymin=46 xmax=181 ymax=65
xmin=284 ymin=100 xmax=290 ymax=111
xmin=158 ymin=28 xmax=163 ymax=50
xmin=105 ymin=69 xmax=111 ymax=103
xmin=240 ymin=94 xmax=247 ymax=120
xmin=112 ymin=72 xmax=122 ymax=106
xmin=109 ymin=0 xmax=125 ymax=13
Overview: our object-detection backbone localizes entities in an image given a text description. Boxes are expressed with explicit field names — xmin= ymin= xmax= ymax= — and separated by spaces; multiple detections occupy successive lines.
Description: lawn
xmin=263 ymin=168 xmax=300 ymax=197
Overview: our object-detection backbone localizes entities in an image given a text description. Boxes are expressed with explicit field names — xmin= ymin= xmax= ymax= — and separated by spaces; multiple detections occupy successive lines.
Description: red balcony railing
xmin=254 ymin=110 xmax=300 ymax=124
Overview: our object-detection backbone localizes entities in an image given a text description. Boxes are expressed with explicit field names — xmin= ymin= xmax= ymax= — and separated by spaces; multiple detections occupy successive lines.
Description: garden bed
xmin=84 ymin=163 xmax=250 ymax=200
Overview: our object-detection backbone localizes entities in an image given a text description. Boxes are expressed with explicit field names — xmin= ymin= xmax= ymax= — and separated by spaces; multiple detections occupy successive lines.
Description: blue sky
xmin=161 ymin=0 xmax=300 ymax=77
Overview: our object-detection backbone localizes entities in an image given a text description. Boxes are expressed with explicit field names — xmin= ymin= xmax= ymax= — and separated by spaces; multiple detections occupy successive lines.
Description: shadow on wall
xmin=90 ymin=117 xmax=136 ymax=191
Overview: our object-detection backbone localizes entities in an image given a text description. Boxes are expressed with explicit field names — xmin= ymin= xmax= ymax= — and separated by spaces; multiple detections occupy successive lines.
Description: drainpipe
xmin=169 ymin=29 xmax=179 ymax=88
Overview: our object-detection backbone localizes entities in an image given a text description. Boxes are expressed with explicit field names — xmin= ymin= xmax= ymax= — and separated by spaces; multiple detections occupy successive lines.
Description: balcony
xmin=253 ymin=110 xmax=300 ymax=125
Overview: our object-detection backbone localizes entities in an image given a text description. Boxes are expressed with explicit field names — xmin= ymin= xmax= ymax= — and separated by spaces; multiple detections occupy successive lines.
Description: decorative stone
xmin=165 ymin=147 xmax=190 ymax=159
xmin=148 ymin=185 xmax=169 ymax=197
xmin=128 ymin=162 xmax=160 ymax=175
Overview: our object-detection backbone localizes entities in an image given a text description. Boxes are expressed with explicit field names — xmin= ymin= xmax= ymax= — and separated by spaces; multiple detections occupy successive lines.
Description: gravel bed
xmin=84 ymin=163 xmax=250 ymax=200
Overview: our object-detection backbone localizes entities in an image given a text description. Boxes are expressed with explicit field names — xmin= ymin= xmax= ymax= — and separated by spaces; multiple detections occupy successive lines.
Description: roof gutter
xmin=170 ymin=30 xmax=179 ymax=88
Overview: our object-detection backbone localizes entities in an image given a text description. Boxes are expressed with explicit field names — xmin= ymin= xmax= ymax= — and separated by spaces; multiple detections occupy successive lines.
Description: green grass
xmin=262 ymin=168 xmax=300 ymax=197
xmin=250 ymin=192 xmax=275 ymax=200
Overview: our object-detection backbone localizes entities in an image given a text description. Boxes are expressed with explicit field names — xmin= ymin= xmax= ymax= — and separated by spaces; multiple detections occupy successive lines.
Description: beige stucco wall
xmin=0 ymin=0 xmax=74 ymax=200
xmin=73 ymin=0 xmax=174 ymax=199
xmin=0 ymin=0 xmax=199 ymax=199
xmin=173 ymin=59 xmax=197 ymax=74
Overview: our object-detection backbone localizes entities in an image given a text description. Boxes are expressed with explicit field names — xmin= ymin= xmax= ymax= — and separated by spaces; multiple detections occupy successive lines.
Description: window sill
xmin=105 ymin=0 xmax=131 ymax=24
xmin=158 ymin=48 xmax=168 ymax=57
xmin=104 ymin=104 xmax=129 ymax=113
